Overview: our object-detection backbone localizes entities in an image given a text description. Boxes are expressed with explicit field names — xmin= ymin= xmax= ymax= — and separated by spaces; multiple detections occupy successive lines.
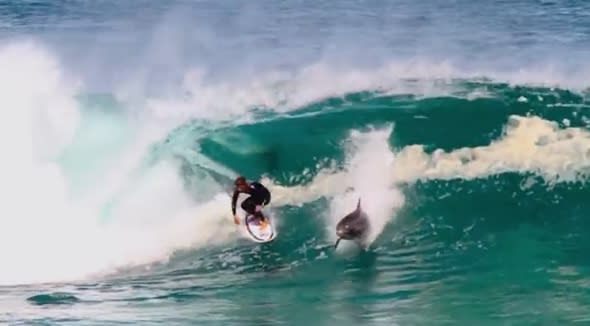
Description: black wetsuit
xmin=231 ymin=182 xmax=271 ymax=217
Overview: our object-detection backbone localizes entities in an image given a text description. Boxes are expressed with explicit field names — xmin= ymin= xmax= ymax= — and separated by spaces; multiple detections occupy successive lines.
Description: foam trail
xmin=0 ymin=41 xmax=81 ymax=284
xmin=263 ymin=164 xmax=346 ymax=207
xmin=392 ymin=115 xmax=590 ymax=183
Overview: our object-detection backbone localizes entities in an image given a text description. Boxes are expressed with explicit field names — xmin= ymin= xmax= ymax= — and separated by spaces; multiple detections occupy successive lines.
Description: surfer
xmin=231 ymin=176 xmax=271 ymax=225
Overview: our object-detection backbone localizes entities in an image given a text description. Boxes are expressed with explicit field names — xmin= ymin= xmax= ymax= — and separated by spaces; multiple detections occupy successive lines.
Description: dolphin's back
xmin=334 ymin=198 xmax=372 ymax=247
xmin=337 ymin=210 xmax=368 ymax=237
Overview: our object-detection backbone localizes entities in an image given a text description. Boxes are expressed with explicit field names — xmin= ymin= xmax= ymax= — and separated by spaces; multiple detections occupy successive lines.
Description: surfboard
xmin=235 ymin=193 xmax=276 ymax=243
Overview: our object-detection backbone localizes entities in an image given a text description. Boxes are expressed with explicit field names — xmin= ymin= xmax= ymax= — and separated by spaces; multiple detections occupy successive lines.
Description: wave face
xmin=2 ymin=0 xmax=590 ymax=325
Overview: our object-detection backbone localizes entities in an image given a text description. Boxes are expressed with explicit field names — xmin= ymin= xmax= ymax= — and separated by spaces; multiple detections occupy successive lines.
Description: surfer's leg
xmin=254 ymin=211 xmax=266 ymax=222
xmin=242 ymin=198 xmax=266 ymax=223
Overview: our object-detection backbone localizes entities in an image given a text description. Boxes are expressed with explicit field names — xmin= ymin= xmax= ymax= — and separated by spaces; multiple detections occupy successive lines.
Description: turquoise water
xmin=2 ymin=1 xmax=590 ymax=325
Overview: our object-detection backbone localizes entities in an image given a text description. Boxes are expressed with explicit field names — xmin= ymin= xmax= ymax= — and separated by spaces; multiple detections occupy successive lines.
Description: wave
xmin=1 ymin=37 xmax=590 ymax=286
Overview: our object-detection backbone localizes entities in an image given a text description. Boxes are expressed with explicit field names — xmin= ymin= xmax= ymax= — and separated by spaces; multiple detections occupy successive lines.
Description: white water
xmin=0 ymin=41 xmax=240 ymax=286
xmin=392 ymin=115 xmax=590 ymax=183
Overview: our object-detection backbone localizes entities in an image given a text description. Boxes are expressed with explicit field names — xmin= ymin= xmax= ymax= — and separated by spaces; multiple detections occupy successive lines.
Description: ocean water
xmin=2 ymin=0 xmax=590 ymax=324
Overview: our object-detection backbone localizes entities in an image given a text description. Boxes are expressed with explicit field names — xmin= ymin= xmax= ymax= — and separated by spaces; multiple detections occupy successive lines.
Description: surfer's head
xmin=234 ymin=176 xmax=249 ymax=191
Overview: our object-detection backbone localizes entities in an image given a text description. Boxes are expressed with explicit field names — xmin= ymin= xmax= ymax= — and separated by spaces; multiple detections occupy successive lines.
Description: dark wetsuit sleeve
xmin=231 ymin=190 xmax=238 ymax=215
xmin=263 ymin=187 xmax=271 ymax=206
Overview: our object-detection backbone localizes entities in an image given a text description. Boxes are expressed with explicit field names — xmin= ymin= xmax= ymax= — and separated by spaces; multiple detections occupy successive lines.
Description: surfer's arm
xmin=231 ymin=190 xmax=238 ymax=215
xmin=263 ymin=188 xmax=271 ymax=206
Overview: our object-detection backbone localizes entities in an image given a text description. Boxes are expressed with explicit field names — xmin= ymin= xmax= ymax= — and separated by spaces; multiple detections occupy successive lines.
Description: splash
xmin=264 ymin=126 xmax=405 ymax=248
xmin=0 ymin=40 xmax=83 ymax=284
xmin=328 ymin=126 xmax=405 ymax=247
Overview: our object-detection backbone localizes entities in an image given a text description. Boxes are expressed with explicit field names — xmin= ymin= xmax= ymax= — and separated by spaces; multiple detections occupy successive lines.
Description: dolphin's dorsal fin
xmin=357 ymin=198 xmax=361 ymax=210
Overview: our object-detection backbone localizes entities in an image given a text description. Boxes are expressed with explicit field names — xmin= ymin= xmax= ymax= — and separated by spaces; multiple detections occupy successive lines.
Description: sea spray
xmin=328 ymin=125 xmax=405 ymax=248
xmin=0 ymin=42 xmax=239 ymax=285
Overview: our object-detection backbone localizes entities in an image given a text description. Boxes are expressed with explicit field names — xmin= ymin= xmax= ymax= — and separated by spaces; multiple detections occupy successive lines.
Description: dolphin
xmin=334 ymin=198 xmax=370 ymax=249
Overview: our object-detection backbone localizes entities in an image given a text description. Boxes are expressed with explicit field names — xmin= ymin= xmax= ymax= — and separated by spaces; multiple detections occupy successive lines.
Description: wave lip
xmin=328 ymin=125 xmax=405 ymax=248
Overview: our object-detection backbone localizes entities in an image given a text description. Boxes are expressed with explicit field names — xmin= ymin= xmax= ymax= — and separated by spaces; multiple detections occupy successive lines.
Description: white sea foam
xmin=0 ymin=41 xmax=239 ymax=285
